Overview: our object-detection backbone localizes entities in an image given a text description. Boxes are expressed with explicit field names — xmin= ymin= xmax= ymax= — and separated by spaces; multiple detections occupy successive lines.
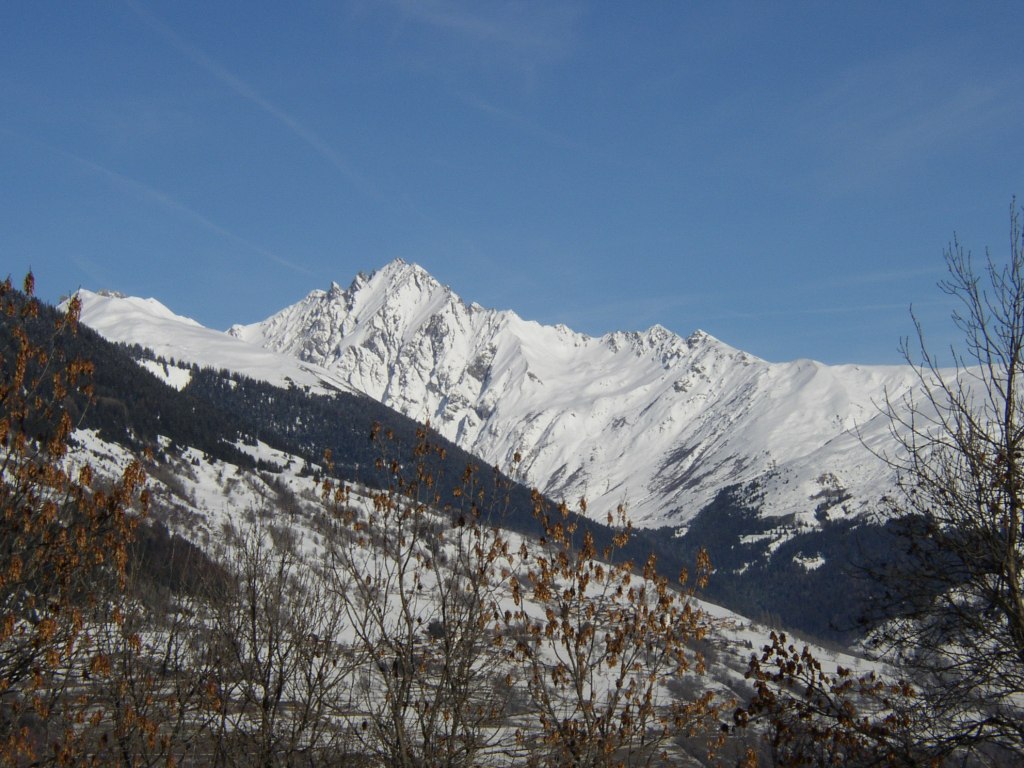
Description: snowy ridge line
xmin=77 ymin=259 xmax=921 ymax=531
xmin=74 ymin=289 xmax=358 ymax=397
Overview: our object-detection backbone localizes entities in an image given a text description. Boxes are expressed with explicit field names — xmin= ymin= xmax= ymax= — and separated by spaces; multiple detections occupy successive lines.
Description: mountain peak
xmin=370 ymin=258 xmax=440 ymax=292
xmin=74 ymin=289 xmax=203 ymax=329
xmin=687 ymin=328 xmax=726 ymax=347
xmin=683 ymin=328 xmax=753 ymax=360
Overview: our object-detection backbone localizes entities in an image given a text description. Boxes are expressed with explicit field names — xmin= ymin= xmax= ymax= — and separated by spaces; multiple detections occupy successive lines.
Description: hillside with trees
xmin=2 ymin=201 xmax=1024 ymax=766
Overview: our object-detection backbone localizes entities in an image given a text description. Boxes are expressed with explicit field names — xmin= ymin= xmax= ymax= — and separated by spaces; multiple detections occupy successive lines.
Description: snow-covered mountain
xmin=223 ymin=259 xmax=918 ymax=528
xmin=77 ymin=290 xmax=356 ymax=395
xmin=78 ymin=259 xmax=918 ymax=530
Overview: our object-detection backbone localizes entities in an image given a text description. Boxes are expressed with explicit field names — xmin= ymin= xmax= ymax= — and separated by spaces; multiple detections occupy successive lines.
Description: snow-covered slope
xmin=75 ymin=264 xmax=921 ymax=530
xmin=217 ymin=259 xmax=919 ymax=528
xmin=76 ymin=290 xmax=356 ymax=396
xmin=70 ymin=423 xmax=881 ymax=744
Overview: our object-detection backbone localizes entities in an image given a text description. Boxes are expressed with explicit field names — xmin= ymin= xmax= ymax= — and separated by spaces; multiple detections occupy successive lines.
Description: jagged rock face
xmin=228 ymin=259 xmax=918 ymax=527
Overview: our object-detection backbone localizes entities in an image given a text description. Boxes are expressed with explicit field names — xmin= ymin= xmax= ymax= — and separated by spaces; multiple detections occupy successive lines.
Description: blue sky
xmin=2 ymin=1 xmax=1022 ymax=364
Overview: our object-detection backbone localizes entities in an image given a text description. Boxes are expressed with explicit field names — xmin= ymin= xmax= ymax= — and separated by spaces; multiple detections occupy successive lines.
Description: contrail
xmin=4 ymin=127 xmax=313 ymax=274
xmin=78 ymin=154 xmax=311 ymax=273
xmin=122 ymin=0 xmax=370 ymax=194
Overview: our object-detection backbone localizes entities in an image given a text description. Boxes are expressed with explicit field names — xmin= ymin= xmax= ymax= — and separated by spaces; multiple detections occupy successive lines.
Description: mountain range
xmin=76 ymin=259 xmax=926 ymax=638
xmin=83 ymin=259 xmax=917 ymax=526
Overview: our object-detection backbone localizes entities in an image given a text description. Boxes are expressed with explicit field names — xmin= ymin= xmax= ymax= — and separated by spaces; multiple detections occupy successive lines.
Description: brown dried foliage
xmin=497 ymin=464 xmax=725 ymax=767
xmin=0 ymin=274 xmax=147 ymax=766
xmin=321 ymin=426 xmax=726 ymax=766
xmin=734 ymin=632 xmax=927 ymax=768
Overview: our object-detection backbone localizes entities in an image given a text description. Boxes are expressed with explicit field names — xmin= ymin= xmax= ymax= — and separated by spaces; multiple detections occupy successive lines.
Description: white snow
xmin=74 ymin=290 xmax=357 ymax=396
xmin=75 ymin=260 xmax=926 ymax=533
xmin=224 ymin=259 xmax=920 ymax=528
xmin=139 ymin=359 xmax=192 ymax=390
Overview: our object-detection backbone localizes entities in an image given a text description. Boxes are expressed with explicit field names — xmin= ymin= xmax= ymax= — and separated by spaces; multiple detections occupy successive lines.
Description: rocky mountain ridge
xmin=223 ymin=259 xmax=918 ymax=528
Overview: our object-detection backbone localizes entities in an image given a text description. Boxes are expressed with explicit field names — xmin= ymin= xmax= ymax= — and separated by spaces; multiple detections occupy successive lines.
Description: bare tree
xmin=204 ymin=521 xmax=353 ymax=767
xmin=501 ymin=496 xmax=724 ymax=768
xmin=322 ymin=427 xmax=518 ymax=767
xmin=734 ymin=631 xmax=924 ymax=768
xmin=875 ymin=199 xmax=1024 ymax=762
xmin=85 ymin=590 xmax=219 ymax=767
xmin=79 ymin=523 xmax=240 ymax=768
